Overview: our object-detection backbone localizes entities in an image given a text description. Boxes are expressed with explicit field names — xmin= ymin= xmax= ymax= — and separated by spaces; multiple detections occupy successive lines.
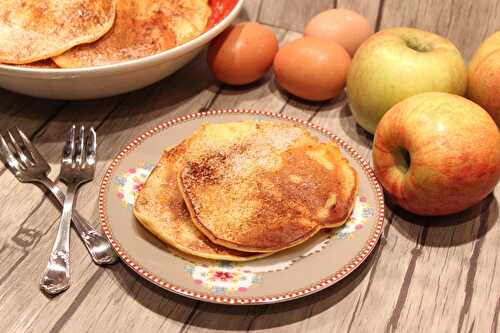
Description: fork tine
xmin=86 ymin=127 xmax=97 ymax=164
xmin=75 ymin=125 xmax=86 ymax=166
xmin=63 ymin=125 xmax=76 ymax=164
xmin=7 ymin=130 xmax=32 ymax=167
xmin=0 ymin=134 xmax=24 ymax=173
xmin=14 ymin=127 xmax=49 ymax=167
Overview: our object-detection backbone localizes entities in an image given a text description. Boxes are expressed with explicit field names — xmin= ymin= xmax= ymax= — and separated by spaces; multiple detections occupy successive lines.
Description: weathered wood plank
xmin=258 ymin=0 xmax=333 ymax=32
xmin=0 ymin=94 xmax=67 ymax=177
xmin=384 ymin=189 xmax=500 ymax=333
xmin=379 ymin=0 xmax=500 ymax=60
xmin=239 ymin=0 xmax=262 ymax=21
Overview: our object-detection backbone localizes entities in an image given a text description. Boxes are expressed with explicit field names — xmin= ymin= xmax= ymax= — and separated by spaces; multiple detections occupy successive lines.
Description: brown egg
xmin=273 ymin=37 xmax=351 ymax=101
xmin=304 ymin=9 xmax=373 ymax=56
xmin=208 ymin=22 xmax=279 ymax=85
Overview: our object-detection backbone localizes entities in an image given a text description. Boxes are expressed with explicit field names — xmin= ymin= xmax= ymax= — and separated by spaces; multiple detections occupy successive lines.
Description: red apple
xmin=373 ymin=92 xmax=500 ymax=216
xmin=468 ymin=31 xmax=500 ymax=127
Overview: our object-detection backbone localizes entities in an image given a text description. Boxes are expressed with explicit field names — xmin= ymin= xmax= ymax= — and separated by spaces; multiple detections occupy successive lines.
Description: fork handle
xmin=40 ymin=183 xmax=77 ymax=295
xmin=39 ymin=177 xmax=118 ymax=265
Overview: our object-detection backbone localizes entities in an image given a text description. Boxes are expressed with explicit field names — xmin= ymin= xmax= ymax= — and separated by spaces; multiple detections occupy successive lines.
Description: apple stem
xmin=404 ymin=37 xmax=432 ymax=52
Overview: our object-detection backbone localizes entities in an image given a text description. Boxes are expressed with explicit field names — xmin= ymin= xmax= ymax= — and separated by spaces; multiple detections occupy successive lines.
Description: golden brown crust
xmin=179 ymin=121 xmax=358 ymax=253
xmin=11 ymin=59 xmax=59 ymax=68
xmin=0 ymin=0 xmax=116 ymax=64
xmin=133 ymin=145 xmax=269 ymax=261
xmin=53 ymin=0 xmax=210 ymax=67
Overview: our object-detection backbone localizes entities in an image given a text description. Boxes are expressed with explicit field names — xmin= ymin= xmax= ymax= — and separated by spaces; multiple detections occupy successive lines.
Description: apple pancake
xmin=13 ymin=59 xmax=59 ymax=68
xmin=179 ymin=121 xmax=358 ymax=253
xmin=54 ymin=0 xmax=211 ymax=68
xmin=0 ymin=0 xmax=116 ymax=64
xmin=134 ymin=145 xmax=269 ymax=261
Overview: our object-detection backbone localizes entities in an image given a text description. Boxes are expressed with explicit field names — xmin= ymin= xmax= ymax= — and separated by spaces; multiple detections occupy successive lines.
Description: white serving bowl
xmin=0 ymin=0 xmax=243 ymax=100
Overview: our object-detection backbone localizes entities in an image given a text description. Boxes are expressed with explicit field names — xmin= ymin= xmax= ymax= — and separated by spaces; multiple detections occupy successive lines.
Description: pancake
xmin=12 ymin=59 xmax=58 ymax=68
xmin=133 ymin=145 xmax=269 ymax=261
xmin=0 ymin=0 xmax=116 ymax=64
xmin=53 ymin=0 xmax=211 ymax=68
xmin=179 ymin=121 xmax=358 ymax=253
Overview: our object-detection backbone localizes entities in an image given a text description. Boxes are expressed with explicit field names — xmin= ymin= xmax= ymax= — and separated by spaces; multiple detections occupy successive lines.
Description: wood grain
xmin=239 ymin=0 xmax=262 ymax=21
xmin=379 ymin=0 xmax=500 ymax=60
xmin=0 ymin=0 xmax=498 ymax=332
xmin=258 ymin=0 xmax=333 ymax=32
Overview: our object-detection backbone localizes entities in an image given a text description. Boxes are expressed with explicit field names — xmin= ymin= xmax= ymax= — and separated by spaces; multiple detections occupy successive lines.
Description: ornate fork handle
xmin=39 ymin=176 xmax=117 ymax=265
xmin=40 ymin=183 xmax=77 ymax=295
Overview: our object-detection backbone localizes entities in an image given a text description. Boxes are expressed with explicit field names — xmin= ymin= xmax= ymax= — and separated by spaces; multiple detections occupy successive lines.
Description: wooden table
xmin=1 ymin=1 xmax=499 ymax=332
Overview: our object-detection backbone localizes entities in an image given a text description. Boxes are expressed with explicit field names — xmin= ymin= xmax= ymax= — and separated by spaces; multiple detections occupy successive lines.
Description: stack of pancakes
xmin=134 ymin=121 xmax=359 ymax=261
xmin=0 ymin=0 xmax=211 ymax=67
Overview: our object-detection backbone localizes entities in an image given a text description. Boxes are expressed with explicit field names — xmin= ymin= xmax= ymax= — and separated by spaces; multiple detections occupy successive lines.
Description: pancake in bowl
xmin=0 ymin=0 xmax=116 ymax=64
xmin=14 ymin=59 xmax=59 ymax=68
xmin=134 ymin=145 xmax=269 ymax=261
xmin=54 ymin=0 xmax=211 ymax=68
xmin=179 ymin=121 xmax=358 ymax=253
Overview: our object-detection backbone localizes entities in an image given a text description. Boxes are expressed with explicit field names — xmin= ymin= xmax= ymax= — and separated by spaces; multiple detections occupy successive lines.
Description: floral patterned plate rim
xmin=98 ymin=109 xmax=385 ymax=305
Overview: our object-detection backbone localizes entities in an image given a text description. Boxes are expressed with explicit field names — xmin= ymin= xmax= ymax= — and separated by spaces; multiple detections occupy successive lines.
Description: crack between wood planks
xmin=257 ymin=21 xmax=302 ymax=34
xmin=375 ymin=0 xmax=386 ymax=32
xmin=82 ymin=267 xmax=142 ymax=333
xmin=256 ymin=0 xmax=264 ymax=22
xmin=49 ymin=266 xmax=105 ymax=333
xmin=346 ymin=294 xmax=363 ymax=333
xmin=246 ymin=305 xmax=269 ymax=331
xmin=1 ymin=98 xmax=33 ymax=121
xmin=177 ymin=301 xmax=200 ymax=333
xmin=93 ymin=97 xmax=128 ymax=132
xmin=467 ymin=320 xmax=475 ymax=333
xmin=199 ymin=85 xmax=223 ymax=113
xmin=491 ymin=297 xmax=500 ymax=333
xmin=361 ymin=210 xmax=394 ymax=308
xmin=305 ymin=102 xmax=326 ymax=123
xmin=488 ymin=256 xmax=497 ymax=297
xmin=457 ymin=201 xmax=490 ymax=333
xmin=385 ymin=220 xmax=429 ymax=333
xmin=276 ymin=96 xmax=290 ymax=114
xmin=157 ymin=302 xmax=183 ymax=331
xmin=27 ymin=102 xmax=70 ymax=140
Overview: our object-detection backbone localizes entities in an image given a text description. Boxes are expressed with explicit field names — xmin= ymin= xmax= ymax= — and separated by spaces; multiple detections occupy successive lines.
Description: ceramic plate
xmin=99 ymin=109 xmax=385 ymax=305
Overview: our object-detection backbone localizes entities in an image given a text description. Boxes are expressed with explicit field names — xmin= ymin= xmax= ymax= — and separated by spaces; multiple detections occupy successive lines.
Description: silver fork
xmin=0 ymin=127 xmax=117 ymax=266
xmin=40 ymin=125 xmax=99 ymax=294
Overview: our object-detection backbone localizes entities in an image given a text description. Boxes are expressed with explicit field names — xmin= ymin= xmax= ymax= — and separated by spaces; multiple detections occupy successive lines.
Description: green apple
xmin=346 ymin=27 xmax=467 ymax=134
